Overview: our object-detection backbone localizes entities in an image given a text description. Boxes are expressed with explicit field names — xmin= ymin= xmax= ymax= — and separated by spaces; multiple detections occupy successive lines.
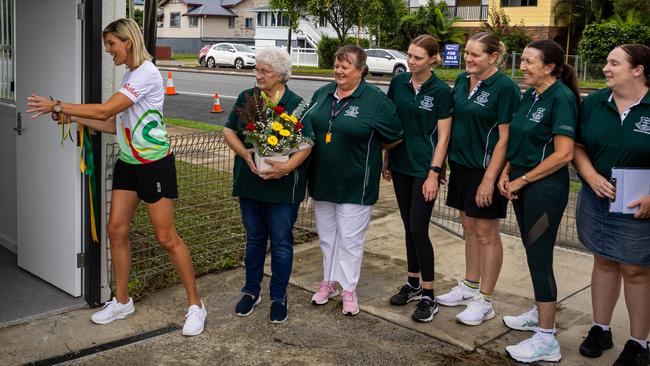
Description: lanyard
xmin=325 ymin=96 xmax=352 ymax=144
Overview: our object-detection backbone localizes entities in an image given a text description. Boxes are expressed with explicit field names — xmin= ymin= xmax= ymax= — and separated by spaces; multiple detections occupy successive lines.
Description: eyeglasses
xmin=253 ymin=68 xmax=275 ymax=77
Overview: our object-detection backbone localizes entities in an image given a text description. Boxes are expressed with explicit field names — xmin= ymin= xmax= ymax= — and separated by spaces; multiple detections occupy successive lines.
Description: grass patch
xmin=165 ymin=117 xmax=224 ymax=132
xmin=292 ymin=66 xmax=336 ymax=74
xmin=172 ymin=53 xmax=197 ymax=61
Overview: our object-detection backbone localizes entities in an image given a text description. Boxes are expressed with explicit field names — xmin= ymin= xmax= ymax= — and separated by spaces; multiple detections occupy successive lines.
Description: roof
xmin=159 ymin=0 xmax=242 ymax=17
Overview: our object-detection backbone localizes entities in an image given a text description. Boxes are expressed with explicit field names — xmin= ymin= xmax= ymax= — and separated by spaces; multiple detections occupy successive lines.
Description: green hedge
xmin=578 ymin=23 xmax=650 ymax=64
xmin=317 ymin=36 xmax=371 ymax=69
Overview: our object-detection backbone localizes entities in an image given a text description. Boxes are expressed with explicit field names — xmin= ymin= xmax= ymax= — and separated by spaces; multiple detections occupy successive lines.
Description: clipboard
xmin=609 ymin=168 xmax=650 ymax=214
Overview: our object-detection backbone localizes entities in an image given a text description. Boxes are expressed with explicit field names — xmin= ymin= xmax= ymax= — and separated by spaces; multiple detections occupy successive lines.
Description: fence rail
xmin=105 ymin=131 xmax=315 ymax=298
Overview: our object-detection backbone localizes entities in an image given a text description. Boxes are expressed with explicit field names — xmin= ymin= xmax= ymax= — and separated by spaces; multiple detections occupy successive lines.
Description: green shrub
xmin=317 ymin=36 xmax=371 ymax=68
xmin=579 ymin=22 xmax=650 ymax=64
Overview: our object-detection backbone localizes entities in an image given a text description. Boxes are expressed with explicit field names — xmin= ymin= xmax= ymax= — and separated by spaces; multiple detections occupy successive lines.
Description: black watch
xmin=429 ymin=165 xmax=442 ymax=174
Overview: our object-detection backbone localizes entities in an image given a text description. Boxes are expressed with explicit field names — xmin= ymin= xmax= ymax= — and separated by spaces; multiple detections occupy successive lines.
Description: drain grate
xmin=26 ymin=323 xmax=181 ymax=366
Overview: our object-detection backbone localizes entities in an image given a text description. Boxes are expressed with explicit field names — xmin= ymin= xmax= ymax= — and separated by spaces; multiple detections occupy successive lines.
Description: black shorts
xmin=112 ymin=153 xmax=178 ymax=204
xmin=445 ymin=161 xmax=508 ymax=219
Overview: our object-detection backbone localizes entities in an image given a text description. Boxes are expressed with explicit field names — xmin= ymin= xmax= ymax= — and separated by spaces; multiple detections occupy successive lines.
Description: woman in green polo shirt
xmin=223 ymin=48 xmax=312 ymax=324
xmin=381 ymin=34 xmax=452 ymax=323
xmin=573 ymin=44 xmax=650 ymax=365
xmin=437 ymin=32 xmax=521 ymax=326
xmin=497 ymin=40 xmax=580 ymax=363
xmin=303 ymin=45 xmax=402 ymax=316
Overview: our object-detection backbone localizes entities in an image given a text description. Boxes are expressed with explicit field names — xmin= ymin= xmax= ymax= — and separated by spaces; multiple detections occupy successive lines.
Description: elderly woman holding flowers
xmin=223 ymin=48 xmax=313 ymax=324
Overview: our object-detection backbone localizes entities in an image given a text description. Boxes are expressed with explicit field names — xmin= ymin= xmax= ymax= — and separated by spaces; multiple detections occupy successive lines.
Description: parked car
xmin=205 ymin=43 xmax=256 ymax=69
xmin=365 ymin=49 xmax=409 ymax=76
xmin=198 ymin=44 xmax=210 ymax=67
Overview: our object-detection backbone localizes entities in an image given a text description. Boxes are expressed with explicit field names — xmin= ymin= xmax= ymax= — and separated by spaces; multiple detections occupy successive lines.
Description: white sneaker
xmin=456 ymin=296 xmax=496 ymax=326
xmin=182 ymin=300 xmax=207 ymax=336
xmin=435 ymin=281 xmax=479 ymax=306
xmin=91 ymin=297 xmax=134 ymax=325
xmin=505 ymin=332 xmax=562 ymax=363
xmin=502 ymin=305 xmax=539 ymax=332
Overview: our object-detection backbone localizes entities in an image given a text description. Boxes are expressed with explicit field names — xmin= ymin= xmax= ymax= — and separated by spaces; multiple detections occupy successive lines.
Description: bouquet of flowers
xmin=237 ymin=89 xmax=311 ymax=170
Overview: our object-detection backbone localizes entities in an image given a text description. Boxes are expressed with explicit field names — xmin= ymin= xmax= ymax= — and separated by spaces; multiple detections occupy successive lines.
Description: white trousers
xmin=313 ymin=200 xmax=373 ymax=292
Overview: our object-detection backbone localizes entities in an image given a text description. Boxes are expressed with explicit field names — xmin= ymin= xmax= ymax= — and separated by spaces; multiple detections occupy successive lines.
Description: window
xmin=245 ymin=18 xmax=254 ymax=28
xmin=0 ymin=0 xmax=12 ymax=101
xmin=170 ymin=12 xmax=181 ymax=28
xmin=366 ymin=50 xmax=377 ymax=58
xmin=500 ymin=0 xmax=537 ymax=6
xmin=318 ymin=16 xmax=327 ymax=28
xmin=257 ymin=13 xmax=266 ymax=26
xmin=188 ymin=16 xmax=198 ymax=27
xmin=228 ymin=17 xmax=235 ymax=28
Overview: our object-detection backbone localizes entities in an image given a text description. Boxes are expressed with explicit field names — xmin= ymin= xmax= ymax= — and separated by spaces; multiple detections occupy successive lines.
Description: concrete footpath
xmin=0 ymin=212 xmax=629 ymax=365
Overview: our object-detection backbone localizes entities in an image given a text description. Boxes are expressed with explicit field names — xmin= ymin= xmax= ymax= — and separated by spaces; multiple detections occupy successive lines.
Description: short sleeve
xmin=225 ymin=91 xmax=248 ymax=130
xmin=496 ymin=83 xmax=521 ymax=124
xmin=551 ymin=93 xmax=578 ymax=138
xmin=118 ymin=65 xmax=157 ymax=104
xmin=387 ymin=78 xmax=395 ymax=100
xmin=437 ymin=85 xmax=453 ymax=120
xmin=374 ymin=94 xmax=403 ymax=143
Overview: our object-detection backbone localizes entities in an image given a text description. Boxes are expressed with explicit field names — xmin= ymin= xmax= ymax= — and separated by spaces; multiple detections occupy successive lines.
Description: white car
xmin=365 ymin=49 xmax=409 ymax=76
xmin=205 ymin=43 xmax=256 ymax=69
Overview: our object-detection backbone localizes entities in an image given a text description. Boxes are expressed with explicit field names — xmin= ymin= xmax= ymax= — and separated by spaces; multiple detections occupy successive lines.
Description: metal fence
xmin=430 ymin=167 xmax=583 ymax=250
xmin=104 ymin=131 xmax=316 ymax=298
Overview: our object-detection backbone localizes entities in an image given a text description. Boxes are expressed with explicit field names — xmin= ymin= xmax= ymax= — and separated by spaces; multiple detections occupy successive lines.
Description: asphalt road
xmin=161 ymin=70 xmax=389 ymax=125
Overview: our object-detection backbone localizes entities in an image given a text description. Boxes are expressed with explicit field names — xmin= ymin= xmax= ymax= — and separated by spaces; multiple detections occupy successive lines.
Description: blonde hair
xmin=102 ymin=18 xmax=152 ymax=67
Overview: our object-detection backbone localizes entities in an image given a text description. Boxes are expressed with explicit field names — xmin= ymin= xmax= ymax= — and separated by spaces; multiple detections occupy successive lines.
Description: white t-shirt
xmin=116 ymin=60 xmax=170 ymax=164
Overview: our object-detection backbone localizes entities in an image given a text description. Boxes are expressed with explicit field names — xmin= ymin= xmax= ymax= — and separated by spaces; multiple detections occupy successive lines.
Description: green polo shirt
xmin=577 ymin=88 xmax=650 ymax=179
xmin=449 ymin=71 xmax=521 ymax=169
xmin=506 ymin=81 xmax=577 ymax=168
xmin=225 ymin=87 xmax=311 ymax=204
xmin=386 ymin=72 xmax=453 ymax=178
xmin=303 ymin=80 xmax=403 ymax=205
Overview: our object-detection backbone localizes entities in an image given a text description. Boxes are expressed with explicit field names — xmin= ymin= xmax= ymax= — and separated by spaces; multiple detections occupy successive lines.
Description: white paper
xmin=609 ymin=168 xmax=650 ymax=214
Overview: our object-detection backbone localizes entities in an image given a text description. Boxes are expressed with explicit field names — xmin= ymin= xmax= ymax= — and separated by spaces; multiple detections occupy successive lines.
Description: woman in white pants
xmin=302 ymin=45 xmax=402 ymax=315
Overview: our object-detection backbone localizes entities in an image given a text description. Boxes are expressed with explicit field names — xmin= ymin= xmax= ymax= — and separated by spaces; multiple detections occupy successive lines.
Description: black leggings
xmin=511 ymin=166 xmax=569 ymax=302
xmin=392 ymin=171 xmax=435 ymax=282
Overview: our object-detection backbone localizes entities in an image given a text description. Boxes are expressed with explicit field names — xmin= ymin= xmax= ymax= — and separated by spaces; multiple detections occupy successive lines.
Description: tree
xmin=578 ymin=22 xmax=650 ymax=63
xmin=427 ymin=3 xmax=465 ymax=46
xmin=482 ymin=2 xmax=531 ymax=53
xmin=307 ymin=0 xmax=362 ymax=42
xmin=270 ymin=0 xmax=309 ymax=53
xmin=611 ymin=0 xmax=650 ymax=25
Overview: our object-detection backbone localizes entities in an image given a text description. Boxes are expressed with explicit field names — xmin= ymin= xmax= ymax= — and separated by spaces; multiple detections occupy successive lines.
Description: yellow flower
xmin=279 ymin=129 xmax=291 ymax=137
xmin=280 ymin=112 xmax=289 ymax=119
xmin=267 ymin=135 xmax=278 ymax=146
xmin=272 ymin=122 xmax=283 ymax=131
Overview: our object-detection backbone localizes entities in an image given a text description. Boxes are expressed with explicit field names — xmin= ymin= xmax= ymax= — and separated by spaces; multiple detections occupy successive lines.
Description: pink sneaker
xmin=311 ymin=281 xmax=339 ymax=305
xmin=341 ymin=290 xmax=360 ymax=316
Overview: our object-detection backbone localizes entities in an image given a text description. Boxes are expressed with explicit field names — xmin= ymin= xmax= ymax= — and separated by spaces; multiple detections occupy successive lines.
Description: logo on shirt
xmin=344 ymin=105 xmax=359 ymax=118
xmin=474 ymin=91 xmax=490 ymax=106
xmin=122 ymin=83 xmax=140 ymax=98
xmin=419 ymin=96 xmax=434 ymax=111
xmin=634 ymin=116 xmax=650 ymax=135
xmin=530 ymin=107 xmax=546 ymax=123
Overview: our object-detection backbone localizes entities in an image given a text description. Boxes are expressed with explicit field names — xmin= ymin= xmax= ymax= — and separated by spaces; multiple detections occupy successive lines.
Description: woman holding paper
xmin=573 ymin=44 xmax=650 ymax=365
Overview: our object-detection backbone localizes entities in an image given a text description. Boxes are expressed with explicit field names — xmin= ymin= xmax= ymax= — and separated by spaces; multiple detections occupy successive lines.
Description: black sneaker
xmin=411 ymin=296 xmax=438 ymax=322
xmin=270 ymin=298 xmax=288 ymax=324
xmin=614 ymin=340 xmax=650 ymax=366
xmin=579 ymin=325 xmax=613 ymax=358
xmin=235 ymin=293 xmax=261 ymax=317
xmin=389 ymin=283 xmax=422 ymax=306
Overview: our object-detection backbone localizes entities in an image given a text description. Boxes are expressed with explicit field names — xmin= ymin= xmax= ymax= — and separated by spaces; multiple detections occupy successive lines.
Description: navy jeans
xmin=239 ymin=197 xmax=299 ymax=302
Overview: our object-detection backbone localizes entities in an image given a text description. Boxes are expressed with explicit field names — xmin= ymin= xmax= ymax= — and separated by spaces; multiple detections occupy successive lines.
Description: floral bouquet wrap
xmin=237 ymin=88 xmax=311 ymax=171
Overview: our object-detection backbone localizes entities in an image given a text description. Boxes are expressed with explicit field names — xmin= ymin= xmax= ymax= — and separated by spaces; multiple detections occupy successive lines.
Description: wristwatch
xmin=521 ymin=175 xmax=530 ymax=183
xmin=429 ymin=165 xmax=442 ymax=174
xmin=53 ymin=100 xmax=62 ymax=113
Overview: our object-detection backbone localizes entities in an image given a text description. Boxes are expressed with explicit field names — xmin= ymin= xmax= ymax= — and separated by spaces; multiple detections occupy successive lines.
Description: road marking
xmin=176 ymin=91 xmax=238 ymax=100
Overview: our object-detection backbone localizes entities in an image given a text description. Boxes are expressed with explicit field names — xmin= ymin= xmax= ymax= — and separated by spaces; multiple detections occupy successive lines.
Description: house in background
xmin=410 ymin=0 xmax=567 ymax=47
xmin=157 ymin=0 xmax=261 ymax=54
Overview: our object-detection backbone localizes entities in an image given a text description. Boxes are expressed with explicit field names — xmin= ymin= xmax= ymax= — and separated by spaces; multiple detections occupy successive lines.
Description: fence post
xmin=296 ymin=48 xmax=300 ymax=67
xmin=511 ymin=52 xmax=516 ymax=79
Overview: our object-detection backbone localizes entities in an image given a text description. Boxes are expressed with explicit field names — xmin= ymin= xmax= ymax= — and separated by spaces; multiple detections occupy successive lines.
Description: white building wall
xmin=157 ymin=3 xmax=201 ymax=38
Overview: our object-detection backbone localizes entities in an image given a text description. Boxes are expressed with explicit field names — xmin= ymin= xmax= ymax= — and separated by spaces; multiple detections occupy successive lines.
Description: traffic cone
xmin=165 ymin=71 xmax=177 ymax=95
xmin=211 ymin=93 xmax=224 ymax=113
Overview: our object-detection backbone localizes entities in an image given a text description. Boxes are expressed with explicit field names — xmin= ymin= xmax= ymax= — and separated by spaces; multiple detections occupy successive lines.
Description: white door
xmin=15 ymin=0 xmax=83 ymax=296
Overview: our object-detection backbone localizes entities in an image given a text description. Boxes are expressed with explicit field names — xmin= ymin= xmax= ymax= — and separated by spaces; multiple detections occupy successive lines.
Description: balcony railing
xmin=446 ymin=5 xmax=488 ymax=21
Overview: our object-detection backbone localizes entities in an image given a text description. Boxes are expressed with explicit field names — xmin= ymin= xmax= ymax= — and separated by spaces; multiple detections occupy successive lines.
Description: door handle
xmin=13 ymin=112 xmax=25 ymax=135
